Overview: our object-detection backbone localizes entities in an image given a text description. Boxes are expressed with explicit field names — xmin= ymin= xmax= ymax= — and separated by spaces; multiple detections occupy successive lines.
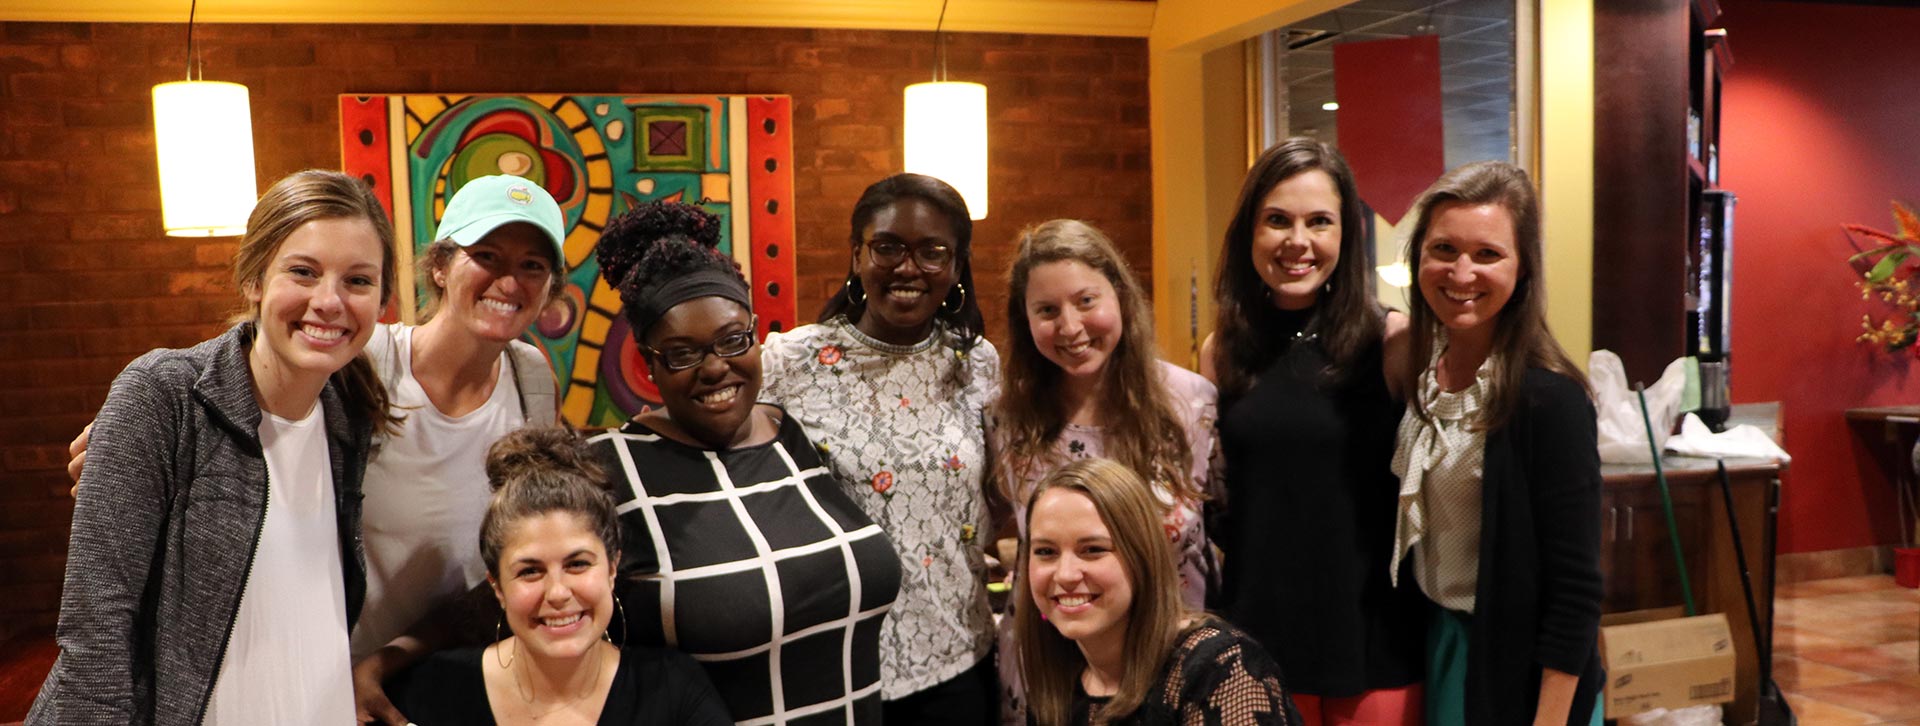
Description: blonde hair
xmin=996 ymin=219 xmax=1200 ymax=507
xmin=1015 ymin=458 xmax=1192 ymax=725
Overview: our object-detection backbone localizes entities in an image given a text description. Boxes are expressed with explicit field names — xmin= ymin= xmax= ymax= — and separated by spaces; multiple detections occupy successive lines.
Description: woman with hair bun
xmin=587 ymin=202 xmax=902 ymax=725
xmin=383 ymin=426 xmax=731 ymax=726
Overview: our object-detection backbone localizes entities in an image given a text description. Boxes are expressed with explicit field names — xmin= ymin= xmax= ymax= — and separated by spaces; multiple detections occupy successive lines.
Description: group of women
xmin=31 ymin=135 xmax=1602 ymax=726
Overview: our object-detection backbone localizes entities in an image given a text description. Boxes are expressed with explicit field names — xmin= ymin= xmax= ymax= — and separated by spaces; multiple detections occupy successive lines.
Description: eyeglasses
xmin=640 ymin=318 xmax=758 ymax=371
xmin=865 ymin=239 xmax=956 ymax=273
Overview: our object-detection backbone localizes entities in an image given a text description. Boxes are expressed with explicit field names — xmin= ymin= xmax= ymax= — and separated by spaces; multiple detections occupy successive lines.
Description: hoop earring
xmin=941 ymin=282 xmax=967 ymax=313
xmin=494 ymin=616 xmax=515 ymax=668
xmin=845 ymin=273 xmax=867 ymax=306
xmin=611 ymin=595 xmax=628 ymax=649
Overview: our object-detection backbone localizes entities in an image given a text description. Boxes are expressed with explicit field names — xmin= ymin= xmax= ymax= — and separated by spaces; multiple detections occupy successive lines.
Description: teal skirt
xmin=1425 ymin=609 xmax=1601 ymax=726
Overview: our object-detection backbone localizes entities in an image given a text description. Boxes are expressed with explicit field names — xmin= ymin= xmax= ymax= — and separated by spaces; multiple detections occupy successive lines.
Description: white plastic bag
xmin=1622 ymin=704 xmax=1724 ymax=726
xmin=1591 ymin=350 xmax=1689 ymax=465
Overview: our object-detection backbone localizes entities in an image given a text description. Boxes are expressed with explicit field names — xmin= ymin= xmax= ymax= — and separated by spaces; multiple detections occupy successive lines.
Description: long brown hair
xmin=1211 ymin=138 xmax=1383 ymax=410
xmin=1016 ymin=458 xmax=1192 ymax=726
xmin=231 ymin=169 xmax=401 ymax=434
xmin=996 ymin=220 xmax=1200 ymax=506
xmin=1401 ymin=161 xmax=1587 ymax=430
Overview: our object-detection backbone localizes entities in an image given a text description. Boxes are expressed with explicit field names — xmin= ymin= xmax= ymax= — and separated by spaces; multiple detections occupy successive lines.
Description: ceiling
xmin=0 ymin=0 xmax=1159 ymax=37
xmin=1280 ymin=0 xmax=1516 ymax=166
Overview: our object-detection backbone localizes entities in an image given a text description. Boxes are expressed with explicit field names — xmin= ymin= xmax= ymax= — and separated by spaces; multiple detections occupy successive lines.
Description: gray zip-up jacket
xmin=28 ymin=322 xmax=371 ymax=726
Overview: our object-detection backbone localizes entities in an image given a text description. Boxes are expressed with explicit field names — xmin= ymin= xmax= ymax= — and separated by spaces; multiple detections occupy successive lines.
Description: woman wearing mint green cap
xmin=347 ymin=174 xmax=572 ymax=724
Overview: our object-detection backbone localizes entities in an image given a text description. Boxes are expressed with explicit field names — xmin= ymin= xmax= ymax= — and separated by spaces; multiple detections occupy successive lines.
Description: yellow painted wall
xmin=1539 ymin=0 xmax=1595 ymax=366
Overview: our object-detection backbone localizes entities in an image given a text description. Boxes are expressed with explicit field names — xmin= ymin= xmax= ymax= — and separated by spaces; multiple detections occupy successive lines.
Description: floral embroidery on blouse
xmin=760 ymin=317 xmax=1000 ymax=699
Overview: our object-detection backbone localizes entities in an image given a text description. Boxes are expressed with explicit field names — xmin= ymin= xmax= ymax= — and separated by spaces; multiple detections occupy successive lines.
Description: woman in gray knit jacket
xmin=29 ymin=170 xmax=399 ymax=726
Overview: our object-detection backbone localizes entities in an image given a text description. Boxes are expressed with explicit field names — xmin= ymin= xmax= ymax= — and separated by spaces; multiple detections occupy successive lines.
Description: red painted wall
xmin=1721 ymin=1 xmax=1920 ymax=553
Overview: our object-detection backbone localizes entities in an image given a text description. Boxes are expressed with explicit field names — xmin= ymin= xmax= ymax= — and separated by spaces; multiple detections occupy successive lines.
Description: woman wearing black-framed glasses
xmin=583 ymin=202 xmax=903 ymax=725
xmin=760 ymin=174 xmax=1000 ymax=726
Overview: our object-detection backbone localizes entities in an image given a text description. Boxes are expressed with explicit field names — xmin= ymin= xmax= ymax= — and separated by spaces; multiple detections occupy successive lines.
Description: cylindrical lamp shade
xmin=152 ymin=81 xmax=257 ymax=237
xmin=904 ymin=81 xmax=987 ymax=221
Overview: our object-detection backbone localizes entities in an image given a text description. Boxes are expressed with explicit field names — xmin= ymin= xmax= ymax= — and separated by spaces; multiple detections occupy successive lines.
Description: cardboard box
xmin=1600 ymin=613 xmax=1737 ymax=719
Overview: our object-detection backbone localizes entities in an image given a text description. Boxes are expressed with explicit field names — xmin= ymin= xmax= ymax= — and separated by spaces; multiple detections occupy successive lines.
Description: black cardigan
xmin=1464 ymin=368 xmax=1605 ymax=725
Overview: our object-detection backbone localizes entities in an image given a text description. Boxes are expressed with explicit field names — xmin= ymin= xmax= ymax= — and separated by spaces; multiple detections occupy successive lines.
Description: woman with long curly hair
xmin=991 ymin=219 xmax=1216 ymax=723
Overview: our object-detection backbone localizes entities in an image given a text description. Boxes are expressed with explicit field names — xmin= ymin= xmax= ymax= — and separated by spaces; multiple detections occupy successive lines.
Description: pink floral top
xmin=994 ymin=360 xmax=1219 ymax=606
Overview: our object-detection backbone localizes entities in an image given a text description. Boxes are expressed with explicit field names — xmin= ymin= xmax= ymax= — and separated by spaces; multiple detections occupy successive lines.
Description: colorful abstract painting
xmin=340 ymin=94 xmax=796 ymax=427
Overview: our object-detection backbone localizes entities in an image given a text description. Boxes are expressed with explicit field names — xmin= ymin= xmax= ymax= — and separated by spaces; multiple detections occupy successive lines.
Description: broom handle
xmin=1715 ymin=459 xmax=1774 ymax=684
xmin=1638 ymin=384 xmax=1698 ymax=616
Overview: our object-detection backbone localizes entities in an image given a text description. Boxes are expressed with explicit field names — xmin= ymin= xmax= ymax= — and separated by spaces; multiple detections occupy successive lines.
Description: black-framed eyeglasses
xmin=640 ymin=317 xmax=758 ymax=371
xmin=865 ymin=239 xmax=956 ymax=273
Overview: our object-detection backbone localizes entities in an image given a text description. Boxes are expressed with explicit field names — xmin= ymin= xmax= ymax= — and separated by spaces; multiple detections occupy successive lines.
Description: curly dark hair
xmin=594 ymin=202 xmax=744 ymax=336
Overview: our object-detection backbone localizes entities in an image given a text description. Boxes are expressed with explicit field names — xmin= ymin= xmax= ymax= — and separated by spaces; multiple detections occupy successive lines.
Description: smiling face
xmin=644 ymin=296 xmax=761 ymax=448
xmin=1249 ymin=169 xmax=1344 ymax=310
xmin=1417 ymin=202 xmax=1521 ymax=338
xmin=246 ymin=216 xmax=385 ymax=388
xmin=853 ymin=197 xmax=960 ymax=344
xmin=1024 ymin=260 xmax=1123 ymax=382
xmin=1027 ymin=487 xmax=1134 ymax=654
xmin=490 ymin=511 xmax=615 ymax=662
xmin=434 ymin=223 xmax=557 ymax=343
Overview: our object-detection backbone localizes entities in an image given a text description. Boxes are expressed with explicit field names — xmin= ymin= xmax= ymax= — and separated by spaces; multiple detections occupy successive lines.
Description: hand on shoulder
xmin=1382 ymin=311 xmax=1412 ymax=401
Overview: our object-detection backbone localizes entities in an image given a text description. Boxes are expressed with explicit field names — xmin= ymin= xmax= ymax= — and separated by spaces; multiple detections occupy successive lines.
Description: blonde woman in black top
xmin=1014 ymin=458 xmax=1298 ymax=726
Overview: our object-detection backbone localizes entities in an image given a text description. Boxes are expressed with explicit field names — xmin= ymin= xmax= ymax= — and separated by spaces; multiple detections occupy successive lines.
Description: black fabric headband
xmin=629 ymin=268 xmax=752 ymax=337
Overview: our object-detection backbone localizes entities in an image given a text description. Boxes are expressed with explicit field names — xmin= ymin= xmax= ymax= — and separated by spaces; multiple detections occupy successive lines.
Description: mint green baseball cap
xmin=434 ymin=174 xmax=567 ymax=263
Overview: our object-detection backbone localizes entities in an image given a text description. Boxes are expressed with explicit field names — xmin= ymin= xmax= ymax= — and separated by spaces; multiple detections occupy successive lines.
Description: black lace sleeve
xmin=1162 ymin=622 xmax=1302 ymax=726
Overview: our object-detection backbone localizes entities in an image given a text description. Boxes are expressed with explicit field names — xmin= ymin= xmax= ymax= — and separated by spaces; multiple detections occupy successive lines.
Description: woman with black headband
xmin=584 ymin=202 xmax=903 ymax=725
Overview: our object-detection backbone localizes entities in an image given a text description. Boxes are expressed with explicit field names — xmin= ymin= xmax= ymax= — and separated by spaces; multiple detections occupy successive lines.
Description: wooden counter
xmin=1599 ymin=402 xmax=1783 ymax=726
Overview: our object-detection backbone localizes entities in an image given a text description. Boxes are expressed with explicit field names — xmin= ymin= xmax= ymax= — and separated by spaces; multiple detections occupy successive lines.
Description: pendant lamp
xmin=153 ymin=0 xmax=256 ymax=237
xmin=903 ymin=0 xmax=987 ymax=220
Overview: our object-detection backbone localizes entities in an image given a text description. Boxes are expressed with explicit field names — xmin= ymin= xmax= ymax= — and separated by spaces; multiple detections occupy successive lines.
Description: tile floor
xmin=1776 ymin=574 xmax=1920 ymax=724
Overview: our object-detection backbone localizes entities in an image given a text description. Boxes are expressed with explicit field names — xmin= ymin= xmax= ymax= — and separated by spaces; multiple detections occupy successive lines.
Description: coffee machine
xmin=1687 ymin=190 xmax=1736 ymax=431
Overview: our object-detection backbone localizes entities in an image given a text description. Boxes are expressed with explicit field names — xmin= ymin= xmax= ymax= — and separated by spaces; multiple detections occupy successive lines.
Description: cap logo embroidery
xmin=506 ymin=184 xmax=533 ymax=205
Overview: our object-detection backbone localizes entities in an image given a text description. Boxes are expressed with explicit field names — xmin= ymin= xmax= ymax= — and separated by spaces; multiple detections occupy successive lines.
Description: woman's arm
xmin=1534 ymin=667 xmax=1580 ymax=725
xmin=1524 ymin=374 xmax=1605 ymax=719
xmin=1198 ymin=333 xmax=1220 ymax=384
xmin=37 ymin=365 xmax=179 ymax=724
xmin=1381 ymin=311 xmax=1412 ymax=401
xmin=1175 ymin=626 xmax=1302 ymax=726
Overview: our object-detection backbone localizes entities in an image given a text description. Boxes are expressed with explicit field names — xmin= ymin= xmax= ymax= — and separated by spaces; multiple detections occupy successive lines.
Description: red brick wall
xmin=0 ymin=21 xmax=1151 ymax=641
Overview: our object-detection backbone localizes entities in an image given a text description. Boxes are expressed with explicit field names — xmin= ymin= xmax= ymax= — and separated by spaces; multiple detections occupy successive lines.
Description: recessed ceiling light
xmin=1322 ymin=101 xmax=1340 ymax=111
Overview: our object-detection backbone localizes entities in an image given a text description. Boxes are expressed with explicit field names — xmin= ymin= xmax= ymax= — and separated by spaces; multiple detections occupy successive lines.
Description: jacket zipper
xmin=192 ymin=466 xmax=269 ymax=726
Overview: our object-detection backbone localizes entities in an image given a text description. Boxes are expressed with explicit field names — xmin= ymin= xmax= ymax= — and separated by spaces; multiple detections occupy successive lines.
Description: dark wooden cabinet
xmin=1599 ymin=457 xmax=1779 ymax=726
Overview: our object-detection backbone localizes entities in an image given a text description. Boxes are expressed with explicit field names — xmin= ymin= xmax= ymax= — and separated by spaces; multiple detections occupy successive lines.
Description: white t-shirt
xmin=350 ymin=324 xmax=523 ymax=658
xmin=203 ymin=403 xmax=355 ymax=726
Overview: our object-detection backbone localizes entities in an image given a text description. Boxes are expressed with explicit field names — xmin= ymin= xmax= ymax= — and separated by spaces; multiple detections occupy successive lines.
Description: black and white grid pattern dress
xmin=589 ymin=410 xmax=902 ymax=726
